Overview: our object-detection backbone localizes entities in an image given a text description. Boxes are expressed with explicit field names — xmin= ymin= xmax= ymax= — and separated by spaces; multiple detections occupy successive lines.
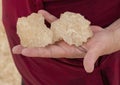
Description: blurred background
xmin=0 ymin=0 xmax=21 ymax=85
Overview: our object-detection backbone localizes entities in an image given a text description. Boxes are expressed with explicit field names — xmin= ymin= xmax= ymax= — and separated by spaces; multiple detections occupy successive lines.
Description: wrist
xmin=113 ymin=29 xmax=120 ymax=51
xmin=106 ymin=28 xmax=120 ymax=52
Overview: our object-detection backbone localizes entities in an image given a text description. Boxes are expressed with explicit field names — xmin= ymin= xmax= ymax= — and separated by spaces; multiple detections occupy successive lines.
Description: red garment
xmin=2 ymin=0 xmax=120 ymax=85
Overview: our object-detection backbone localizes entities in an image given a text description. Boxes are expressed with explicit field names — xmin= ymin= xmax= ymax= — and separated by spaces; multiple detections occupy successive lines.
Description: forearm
xmin=106 ymin=18 xmax=120 ymax=50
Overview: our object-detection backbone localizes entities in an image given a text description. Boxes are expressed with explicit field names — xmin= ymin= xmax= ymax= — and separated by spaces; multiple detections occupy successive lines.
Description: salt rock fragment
xmin=51 ymin=12 xmax=93 ymax=46
xmin=17 ymin=13 xmax=53 ymax=47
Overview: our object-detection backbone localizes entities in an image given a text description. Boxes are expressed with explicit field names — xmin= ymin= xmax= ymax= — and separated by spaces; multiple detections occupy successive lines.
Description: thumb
xmin=83 ymin=47 xmax=101 ymax=73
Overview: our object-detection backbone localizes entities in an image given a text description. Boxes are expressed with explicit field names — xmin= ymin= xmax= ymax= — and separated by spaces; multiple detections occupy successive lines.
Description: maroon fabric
xmin=2 ymin=0 xmax=120 ymax=85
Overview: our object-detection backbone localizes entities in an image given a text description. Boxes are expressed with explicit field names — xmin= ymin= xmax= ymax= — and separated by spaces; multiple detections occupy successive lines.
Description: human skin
xmin=12 ymin=10 xmax=120 ymax=73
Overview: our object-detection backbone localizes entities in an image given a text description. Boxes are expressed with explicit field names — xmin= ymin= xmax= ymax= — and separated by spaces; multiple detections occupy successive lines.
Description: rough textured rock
xmin=17 ymin=13 xmax=53 ymax=47
xmin=51 ymin=12 xmax=93 ymax=46
xmin=17 ymin=12 xmax=93 ymax=47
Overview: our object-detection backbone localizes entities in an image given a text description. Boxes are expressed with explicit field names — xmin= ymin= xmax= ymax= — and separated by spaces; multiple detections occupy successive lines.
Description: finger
xmin=38 ymin=10 xmax=57 ymax=23
xmin=90 ymin=25 xmax=104 ymax=33
xmin=56 ymin=41 xmax=86 ymax=58
xmin=78 ymin=46 xmax=87 ymax=53
xmin=21 ymin=45 xmax=66 ymax=58
xmin=12 ymin=45 xmax=24 ymax=54
xmin=21 ymin=45 xmax=84 ymax=58
xmin=83 ymin=47 xmax=101 ymax=73
xmin=21 ymin=47 xmax=51 ymax=57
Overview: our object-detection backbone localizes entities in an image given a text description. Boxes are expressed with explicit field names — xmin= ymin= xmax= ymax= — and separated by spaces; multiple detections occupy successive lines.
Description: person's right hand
xmin=12 ymin=10 xmax=86 ymax=58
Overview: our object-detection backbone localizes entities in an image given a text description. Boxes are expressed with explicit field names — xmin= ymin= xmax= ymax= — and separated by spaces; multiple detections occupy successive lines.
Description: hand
xmin=12 ymin=10 xmax=86 ymax=58
xmin=83 ymin=26 xmax=118 ymax=73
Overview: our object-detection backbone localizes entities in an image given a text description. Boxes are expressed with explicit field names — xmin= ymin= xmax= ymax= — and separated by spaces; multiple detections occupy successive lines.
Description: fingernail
xmin=38 ymin=10 xmax=46 ymax=14
xmin=85 ymin=66 xmax=94 ymax=73
xmin=12 ymin=46 xmax=22 ymax=54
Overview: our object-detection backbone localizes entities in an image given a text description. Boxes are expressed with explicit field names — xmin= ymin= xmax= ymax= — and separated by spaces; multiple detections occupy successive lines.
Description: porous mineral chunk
xmin=17 ymin=13 xmax=53 ymax=47
xmin=17 ymin=11 xmax=93 ymax=48
xmin=51 ymin=12 xmax=93 ymax=46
